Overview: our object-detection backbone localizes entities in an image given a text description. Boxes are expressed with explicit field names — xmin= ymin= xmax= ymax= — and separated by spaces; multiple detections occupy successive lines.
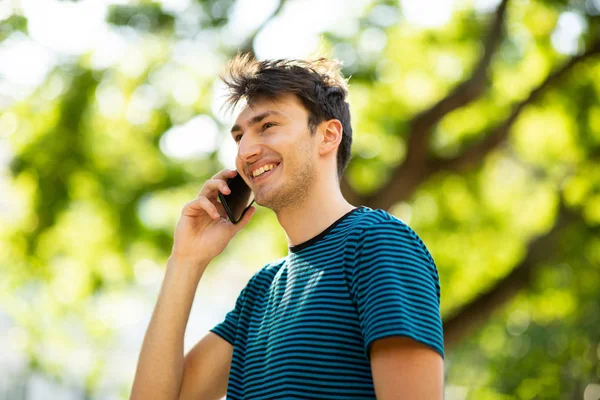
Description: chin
xmin=253 ymin=189 xmax=283 ymax=212
xmin=254 ymin=193 xmax=272 ymax=208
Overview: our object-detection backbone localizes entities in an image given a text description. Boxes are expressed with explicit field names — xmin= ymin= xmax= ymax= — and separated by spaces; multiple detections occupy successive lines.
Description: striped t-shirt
xmin=211 ymin=206 xmax=444 ymax=399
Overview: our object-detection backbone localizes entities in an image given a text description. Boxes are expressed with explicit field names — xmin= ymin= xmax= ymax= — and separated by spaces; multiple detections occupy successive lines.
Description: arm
xmin=179 ymin=331 xmax=233 ymax=400
xmin=130 ymin=168 xmax=256 ymax=399
xmin=131 ymin=258 xmax=237 ymax=400
xmin=344 ymin=215 xmax=445 ymax=399
xmin=370 ymin=336 xmax=444 ymax=400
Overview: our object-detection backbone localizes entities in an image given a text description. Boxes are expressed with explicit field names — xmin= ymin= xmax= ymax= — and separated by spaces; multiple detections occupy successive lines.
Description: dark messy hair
xmin=220 ymin=53 xmax=353 ymax=180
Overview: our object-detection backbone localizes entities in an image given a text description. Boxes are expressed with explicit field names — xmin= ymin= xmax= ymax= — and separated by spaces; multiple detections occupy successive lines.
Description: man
xmin=131 ymin=54 xmax=444 ymax=400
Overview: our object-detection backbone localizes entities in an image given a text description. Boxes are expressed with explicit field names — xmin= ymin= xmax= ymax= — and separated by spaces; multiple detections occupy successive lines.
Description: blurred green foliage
xmin=107 ymin=3 xmax=175 ymax=32
xmin=0 ymin=15 xmax=27 ymax=42
xmin=1 ymin=0 xmax=599 ymax=398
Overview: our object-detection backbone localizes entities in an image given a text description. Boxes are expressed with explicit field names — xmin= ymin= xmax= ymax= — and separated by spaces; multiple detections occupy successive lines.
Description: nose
xmin=236 ymin=134 xmax=263 ymax=170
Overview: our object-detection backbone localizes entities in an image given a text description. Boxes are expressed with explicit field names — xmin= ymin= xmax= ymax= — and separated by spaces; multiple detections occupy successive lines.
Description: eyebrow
xmin=230 ymin=110 xmax=286 ymax=137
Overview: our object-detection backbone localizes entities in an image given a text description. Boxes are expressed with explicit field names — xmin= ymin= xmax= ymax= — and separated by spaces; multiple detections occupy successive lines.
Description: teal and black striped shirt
xmin=211 ymin=206 xmax=444 ymax=399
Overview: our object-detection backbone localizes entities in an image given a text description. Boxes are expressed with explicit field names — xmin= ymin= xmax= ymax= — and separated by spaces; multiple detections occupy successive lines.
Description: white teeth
xmin=252 ymin=164 xmax=276 ymax=177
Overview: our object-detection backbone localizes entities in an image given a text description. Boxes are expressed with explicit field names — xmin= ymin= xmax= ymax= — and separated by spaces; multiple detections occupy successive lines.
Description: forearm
xmin=131 ymin=257 xmax=208 ymax=400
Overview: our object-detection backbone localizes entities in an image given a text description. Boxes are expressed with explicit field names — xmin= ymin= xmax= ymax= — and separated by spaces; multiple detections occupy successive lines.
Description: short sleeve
xmin=344 ymin=218 xmax=444 ymax=359
xmin=210 ymin=283 xmax=250 ymax=345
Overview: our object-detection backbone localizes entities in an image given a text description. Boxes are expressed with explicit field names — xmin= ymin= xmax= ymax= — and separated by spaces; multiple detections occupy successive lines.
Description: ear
xmin=318 ymin=119 xmax=343 ymax=156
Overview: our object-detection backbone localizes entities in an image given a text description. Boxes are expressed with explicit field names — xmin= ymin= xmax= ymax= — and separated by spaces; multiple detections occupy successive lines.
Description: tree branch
xmin=442 ymin=200 xmax=581 ymax=348
xmin=442 ymin=147 xmax=600 ymax=348
xmin=343 ymin=39 xmax=600 ymax=210
xmin=431 ymin=40 xmax=600 ymax=174
xmin=410 ymin=0 xmax=509 ymax=133
xmin=343 ymin=0 xmax=510 ymax=208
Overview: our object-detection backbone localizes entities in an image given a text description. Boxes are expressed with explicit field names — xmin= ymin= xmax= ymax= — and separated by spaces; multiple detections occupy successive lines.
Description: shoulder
xmin=348 ymin=208 xmax=431 ymax=255
xmin=346 ymin=207 xmax=413 ymax=234
xmin=241 ymin=257 xmax=286 ymax=293
xmin=344 ymin=208 xmax=439 ymax=279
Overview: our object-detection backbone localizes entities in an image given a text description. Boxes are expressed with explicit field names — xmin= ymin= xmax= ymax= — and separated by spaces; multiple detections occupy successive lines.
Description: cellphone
xmin=218 ymin=171 xmax=255 ymax=224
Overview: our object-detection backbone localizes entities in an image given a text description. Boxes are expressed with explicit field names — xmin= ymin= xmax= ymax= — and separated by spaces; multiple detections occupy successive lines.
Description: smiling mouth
xmin=251 ymin=163 xmax=280 ymax=183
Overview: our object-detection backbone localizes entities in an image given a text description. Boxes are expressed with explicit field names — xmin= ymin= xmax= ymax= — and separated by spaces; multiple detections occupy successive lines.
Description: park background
xmin=1 ymin=0 xmax=600 ymax=398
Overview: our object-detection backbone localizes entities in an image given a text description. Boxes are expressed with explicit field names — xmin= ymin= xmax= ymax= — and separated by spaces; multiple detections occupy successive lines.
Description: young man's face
xmin=231 ymin=93 xmax=318 ymax=212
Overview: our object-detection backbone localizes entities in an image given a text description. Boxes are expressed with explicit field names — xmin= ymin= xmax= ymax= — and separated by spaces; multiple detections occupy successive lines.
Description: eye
xmin=234 ymin=134 xmax=242 ymax=143
xmin=263 ymin=122 xmax=276 ymax=130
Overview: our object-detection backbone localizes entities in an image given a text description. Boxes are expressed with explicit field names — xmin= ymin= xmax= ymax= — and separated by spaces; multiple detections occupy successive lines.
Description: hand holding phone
xmin=171 ymin=169 xmax=255 ymax=266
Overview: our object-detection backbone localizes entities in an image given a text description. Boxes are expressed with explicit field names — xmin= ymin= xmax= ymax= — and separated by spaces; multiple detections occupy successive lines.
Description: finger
xmin=184 ymin=196 xmax=221 ymax=220
xmin=211 ymin=168 xmax=238 ymax=180
xmin=198 ymin=179 xmax=232 ymax=199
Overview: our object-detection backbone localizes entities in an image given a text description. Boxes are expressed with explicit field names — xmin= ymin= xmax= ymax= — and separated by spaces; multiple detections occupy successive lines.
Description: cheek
xmin=235 ymin=157 xmax=247 ymax=180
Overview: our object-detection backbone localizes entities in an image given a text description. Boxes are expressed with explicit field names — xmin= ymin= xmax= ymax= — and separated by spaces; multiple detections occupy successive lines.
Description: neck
xmin=275 ymin=176 xmax=356 ymax=249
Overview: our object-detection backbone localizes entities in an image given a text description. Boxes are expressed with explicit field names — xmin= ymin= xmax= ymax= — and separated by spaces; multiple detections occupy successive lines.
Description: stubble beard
xmin=254 ymin=140 xmax=316 ymax=214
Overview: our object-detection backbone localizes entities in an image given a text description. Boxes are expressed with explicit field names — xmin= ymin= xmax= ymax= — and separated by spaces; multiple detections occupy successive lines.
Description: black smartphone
xmin=218 ymin=171 xmax=255 ymax=224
